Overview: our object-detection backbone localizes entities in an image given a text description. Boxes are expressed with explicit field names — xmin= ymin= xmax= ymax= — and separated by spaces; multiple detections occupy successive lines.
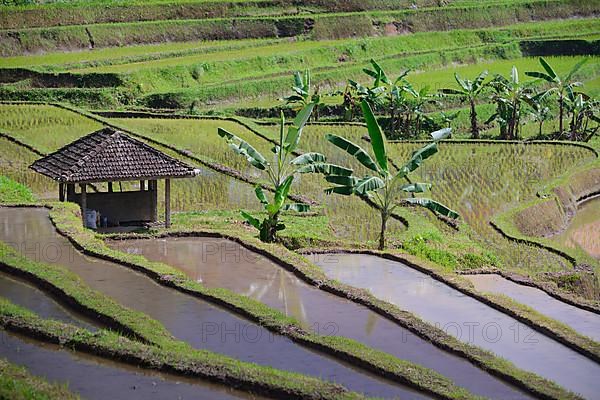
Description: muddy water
xmin=465 ymin=274 xmax=600 ymax=341
xmin=109 ymin=237 xmax=532 ymax=400
xmin=0 ymin=329 xmax=256 ymax=400
xmin=0 ymin=272 xmax=98 ymax=331
xmin=0 ymin=208 xmax=428 ymax=400
xmin=310 ymin=253 xmax=600 ymax=399
xmin=553 ymin=196 xmax=600 ymax=259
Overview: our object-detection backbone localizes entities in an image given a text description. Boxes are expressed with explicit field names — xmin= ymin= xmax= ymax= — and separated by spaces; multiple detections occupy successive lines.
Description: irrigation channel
xmin=0 ymin=271 xmax=259 ymax=399
xmin=464 ymin=274 xmax=600 ymax=341
xmin=108 ymin=236 xmax=533 ymax=399
xmin=309 ymin=253 xmax=600 ymax=399
xmin=0 ymin=207 xmax=429 ymax=400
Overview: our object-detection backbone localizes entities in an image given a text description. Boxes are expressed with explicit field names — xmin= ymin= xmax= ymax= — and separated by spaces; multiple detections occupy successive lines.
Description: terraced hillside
xmin=1 ymin=2 xmax=599 ymax=399
xmin=1 ymin=0 xmax=598 ymax=112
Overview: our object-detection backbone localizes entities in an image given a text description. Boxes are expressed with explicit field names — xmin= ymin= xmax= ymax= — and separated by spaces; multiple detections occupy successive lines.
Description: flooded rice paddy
xmin=310 ymin=253 xmax=600 ymax=399
xmin=0 ymin=207 xmax=428 ymax=400
xmin=109 ymin=236 xmax=532 ymax=399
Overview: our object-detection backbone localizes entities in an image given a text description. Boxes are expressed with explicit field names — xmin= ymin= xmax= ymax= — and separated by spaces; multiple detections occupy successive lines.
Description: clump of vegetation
xmin=0 ymin=176 xmax=35 ymax=204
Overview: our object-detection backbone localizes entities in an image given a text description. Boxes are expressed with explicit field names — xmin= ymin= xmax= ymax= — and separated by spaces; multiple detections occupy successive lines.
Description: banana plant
xmin=318 ymin=99 xmax=459 ymax=250
xmin=525 ymin=57 xmax=587 ymax=137
xmin=440 ymin=70 xmax=488 ymax=139
xmin=218 ymin=103 xmax=348 ymax=242
xmin=523 ymin=91 xmax=553 ymax=137
xmin=488 ymin=66 xmax=533 ymax=140
xmin=284 ymin=70 xmax=324 ymax=120
xmin=565 ymin=92 xmax=600 ymax=141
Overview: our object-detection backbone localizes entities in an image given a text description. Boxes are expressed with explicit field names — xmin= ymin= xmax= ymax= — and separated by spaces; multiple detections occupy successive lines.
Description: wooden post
xmin=108 ymin=182 xmax=113 ymax=193
xmin=80 ymin=184 xmax=87 ymax=226
xmin=67 ymin=184 xmax=75 ymax=201
xmin=164 ymin=179 xmax=171 ymax=228
xmin=139 ymin=180 xmax=145 ymax=191
xmin=59 ymin=183 xmax=65 ymax=202
xmin=150 ymin=180 xmax=158 ymax=222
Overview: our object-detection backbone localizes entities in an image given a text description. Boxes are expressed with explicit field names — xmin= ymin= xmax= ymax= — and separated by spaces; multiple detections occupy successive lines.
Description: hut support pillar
xmin=59 ymin=183 xmax=65 ymax=202
xmin=80 ymin=184 xmax=87 ymax=226
xmin=150 ymin=180 xmax=158 ymax=222
xmin=164 ymin=179 xmax=171 ymax=229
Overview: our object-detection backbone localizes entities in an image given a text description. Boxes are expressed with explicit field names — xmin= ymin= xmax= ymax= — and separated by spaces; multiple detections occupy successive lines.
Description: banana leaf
xmin=405 ymin=198 xmax=460 ymax=219
xmin=291 ymin=152 xmax=326 ymax=165
xmin=218 ymin=128 xmax=268 ymax=170
xmin=325 ymin=133 xmax=379 ymax=172
xmin=297 ymin=162 xmax=353 ymax=176
xmin=361 ymin=100 xmax=388 ymax=173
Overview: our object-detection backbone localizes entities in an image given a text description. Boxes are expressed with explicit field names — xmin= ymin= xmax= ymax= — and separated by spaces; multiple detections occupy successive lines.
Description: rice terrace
xmin=0 ymin=0 xmax=600 ymax=399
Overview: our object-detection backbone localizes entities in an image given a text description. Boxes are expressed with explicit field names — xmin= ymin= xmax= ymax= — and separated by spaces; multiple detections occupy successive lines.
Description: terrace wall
xmin=513 ymin=166 xmax=600 ymax=238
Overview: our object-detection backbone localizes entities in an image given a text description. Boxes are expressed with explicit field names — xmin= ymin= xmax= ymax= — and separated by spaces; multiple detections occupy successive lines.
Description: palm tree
xmin=525 ymin=57 xmax=587 ymax=138
xmin=316 ymin=100 xmax=459 ymax=250
xmin=440 ymin=71 xmax=488 ymax=139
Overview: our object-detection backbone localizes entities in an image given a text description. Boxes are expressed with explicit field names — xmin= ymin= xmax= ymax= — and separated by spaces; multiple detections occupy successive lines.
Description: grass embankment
xmin=1 ymin=0 xmax=594 ymax=56
xmin=43 ymin=202 xmax=481 ymax=400
xmin=0 ymin=234 xmax=471 ymax=399
xmin=0 ymin=176 xmax=35 ymax=204
xmin=0 ymin=358 xmax=79 ymax=400
xmin=2 ymin=20 xmax=597 ymax=109
xmin=49 ymin=201 xmax=583 ymax=400
xmin=0 ymin=299 xmax=368 ymax=400
xmin=1 ymin=18 xmax=595 ymax=72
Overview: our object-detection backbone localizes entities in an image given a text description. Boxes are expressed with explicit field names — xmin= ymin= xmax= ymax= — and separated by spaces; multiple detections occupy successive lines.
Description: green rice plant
xmin=111 ymin=117 xmax=274 ymax=178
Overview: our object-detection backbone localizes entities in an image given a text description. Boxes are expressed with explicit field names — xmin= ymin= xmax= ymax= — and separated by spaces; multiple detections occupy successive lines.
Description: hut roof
xmin=30 ymin=127 xmax=197 ymax=183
